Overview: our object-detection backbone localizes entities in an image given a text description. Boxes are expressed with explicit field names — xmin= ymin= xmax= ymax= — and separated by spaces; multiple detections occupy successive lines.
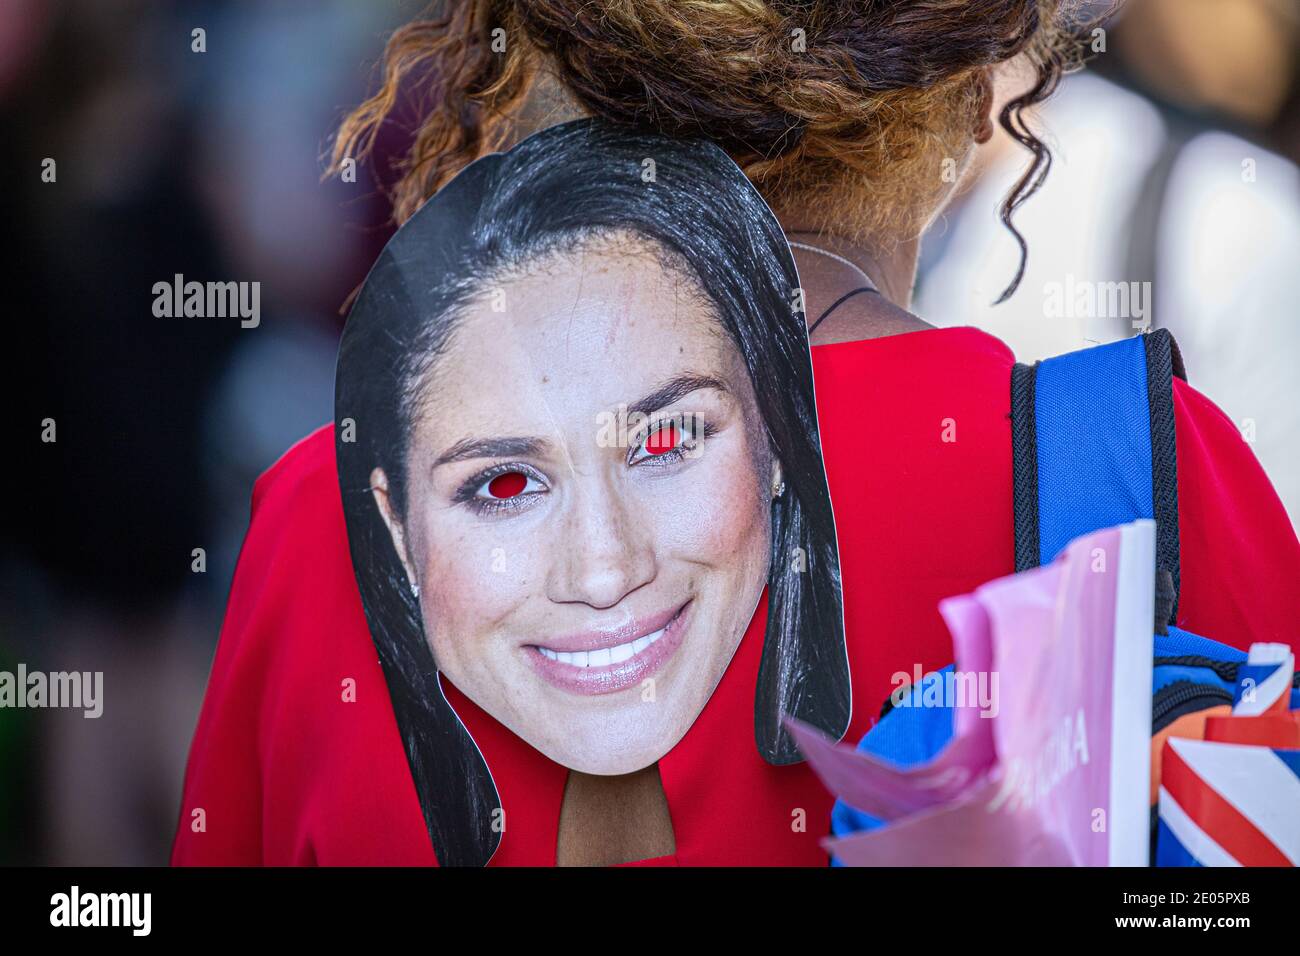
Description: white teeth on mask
xmin=537 ymin=625 xmax=667 ymax=667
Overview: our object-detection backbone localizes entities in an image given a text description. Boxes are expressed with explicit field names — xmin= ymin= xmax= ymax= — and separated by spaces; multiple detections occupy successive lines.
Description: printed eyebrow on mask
xmin=625 ymin=373 xmax=729 ymax=418
xmin=432 ymin=436 xmax=550 ymax=468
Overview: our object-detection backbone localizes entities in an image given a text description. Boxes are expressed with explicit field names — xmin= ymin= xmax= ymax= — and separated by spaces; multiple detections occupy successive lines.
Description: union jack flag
xmin=1157 ymin=736 xmax=1300 ymax=867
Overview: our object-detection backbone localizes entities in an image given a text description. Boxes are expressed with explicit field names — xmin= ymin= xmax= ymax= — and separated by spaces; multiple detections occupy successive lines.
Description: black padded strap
xmin=1143 ymin=329 xmax=1182 ymax=625
xmin=1010 ymin=361 xmax=1041 ymax=572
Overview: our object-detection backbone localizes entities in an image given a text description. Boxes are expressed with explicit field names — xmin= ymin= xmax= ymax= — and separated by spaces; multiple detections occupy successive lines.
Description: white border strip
xmin=1108 ymin=519 xmax=1155 ymax=866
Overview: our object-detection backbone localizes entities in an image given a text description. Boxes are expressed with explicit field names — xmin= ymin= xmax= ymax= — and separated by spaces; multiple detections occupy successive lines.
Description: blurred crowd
xmin=1 ymin=0 xmax=1297 ymax=864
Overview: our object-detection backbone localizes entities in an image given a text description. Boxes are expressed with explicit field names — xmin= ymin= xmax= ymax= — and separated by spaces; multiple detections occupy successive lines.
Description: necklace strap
xmin=787 ymin=240 xmax=878 ymax=291
xmin=808 ymin=286 xmax=879 ymax=336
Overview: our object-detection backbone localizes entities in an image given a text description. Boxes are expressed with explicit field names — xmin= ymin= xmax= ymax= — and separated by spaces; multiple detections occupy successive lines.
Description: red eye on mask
xmin=644 ymin=423 xmax=679 ymax=456
xmin=487 ymin=471 xmax=528 ymax=498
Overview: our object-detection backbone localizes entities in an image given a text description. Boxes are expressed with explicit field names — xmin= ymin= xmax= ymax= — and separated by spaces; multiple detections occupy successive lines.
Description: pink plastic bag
xmin=790 ymin=519 xmax=1156 ymax=866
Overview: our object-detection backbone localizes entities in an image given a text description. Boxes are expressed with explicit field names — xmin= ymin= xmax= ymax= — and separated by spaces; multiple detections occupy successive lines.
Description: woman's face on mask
xmin=372 ymin=237 xmax=776 ymax=775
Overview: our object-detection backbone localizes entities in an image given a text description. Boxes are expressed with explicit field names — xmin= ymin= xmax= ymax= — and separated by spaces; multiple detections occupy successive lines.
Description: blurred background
xmin=1 ymin=0 xmax=1296 ymax=864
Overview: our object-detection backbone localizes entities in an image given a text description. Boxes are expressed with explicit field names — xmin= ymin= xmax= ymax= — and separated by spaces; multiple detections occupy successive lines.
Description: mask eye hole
xmin=487 ymin=471 xmax=528 ymax=499
xmin=643 ymin=423 xmax=679 ymax=456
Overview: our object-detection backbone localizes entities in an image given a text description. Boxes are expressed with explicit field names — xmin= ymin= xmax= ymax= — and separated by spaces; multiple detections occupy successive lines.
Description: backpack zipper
xmin=1152 ymin=655 xmax=1240 ymax=681
xmin=1152 ymin=680 xmax=1233 ymax=733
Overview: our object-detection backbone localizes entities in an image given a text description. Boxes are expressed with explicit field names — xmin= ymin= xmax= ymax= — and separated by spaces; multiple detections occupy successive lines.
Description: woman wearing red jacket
xmin=172 ymin=0 xmax=1300 ymax=866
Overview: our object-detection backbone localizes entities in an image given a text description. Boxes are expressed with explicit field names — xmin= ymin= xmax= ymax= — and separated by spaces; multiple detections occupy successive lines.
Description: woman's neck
xmin=777 ymin=215 xmax=934 ymax=345
xmin=778 ymin=216 xmax=921 ymax=311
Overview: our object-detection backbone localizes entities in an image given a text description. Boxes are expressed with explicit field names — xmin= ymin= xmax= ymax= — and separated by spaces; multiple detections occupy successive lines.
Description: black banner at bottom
xmin=0 ymin=865 xmax=1288 ymax=940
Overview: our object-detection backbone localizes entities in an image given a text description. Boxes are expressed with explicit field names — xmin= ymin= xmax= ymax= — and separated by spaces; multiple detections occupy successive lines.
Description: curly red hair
xmin=332 ymin=1 xmax=1092 ymax=298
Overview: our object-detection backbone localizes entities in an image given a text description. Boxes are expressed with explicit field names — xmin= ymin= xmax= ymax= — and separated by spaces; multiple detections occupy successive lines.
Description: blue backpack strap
xmin=1010 ymin=329 xmax=1186 ymax=627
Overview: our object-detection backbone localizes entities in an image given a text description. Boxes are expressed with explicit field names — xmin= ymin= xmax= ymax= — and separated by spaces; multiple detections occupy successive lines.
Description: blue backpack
xmin=830 ymin=329 xmax=1300 ymax=860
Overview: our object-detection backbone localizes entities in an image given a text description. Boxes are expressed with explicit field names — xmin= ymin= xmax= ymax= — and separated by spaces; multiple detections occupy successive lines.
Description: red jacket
xmin=171 ymin=327 xmax=1300 ymax=865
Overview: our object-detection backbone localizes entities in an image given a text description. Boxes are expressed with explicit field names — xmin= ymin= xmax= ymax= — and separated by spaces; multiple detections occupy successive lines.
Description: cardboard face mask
xmin=335 ymin=119 xmax=847 ymax=865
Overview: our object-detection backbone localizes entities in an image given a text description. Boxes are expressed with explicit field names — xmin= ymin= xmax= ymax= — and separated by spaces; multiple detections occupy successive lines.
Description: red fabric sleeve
xmin=1172 ymin=377 xmax=1300 ymax=652
xmin=170 ymin=427 xmax=434 ymax=865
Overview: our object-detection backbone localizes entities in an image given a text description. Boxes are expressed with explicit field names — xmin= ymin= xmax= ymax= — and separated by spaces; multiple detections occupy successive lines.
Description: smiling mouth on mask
xmin=535 ymin=624 xmax=670 ymax=668
xmin=524 ymin=601 xmax=692 ymax=695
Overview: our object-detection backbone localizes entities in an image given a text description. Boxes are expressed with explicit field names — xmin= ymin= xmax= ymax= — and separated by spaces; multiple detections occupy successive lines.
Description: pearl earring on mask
xmin=410 ymin=581 xmax=420 ymax=599
xmin=773 ymin=480 xmax=786 ymax=498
